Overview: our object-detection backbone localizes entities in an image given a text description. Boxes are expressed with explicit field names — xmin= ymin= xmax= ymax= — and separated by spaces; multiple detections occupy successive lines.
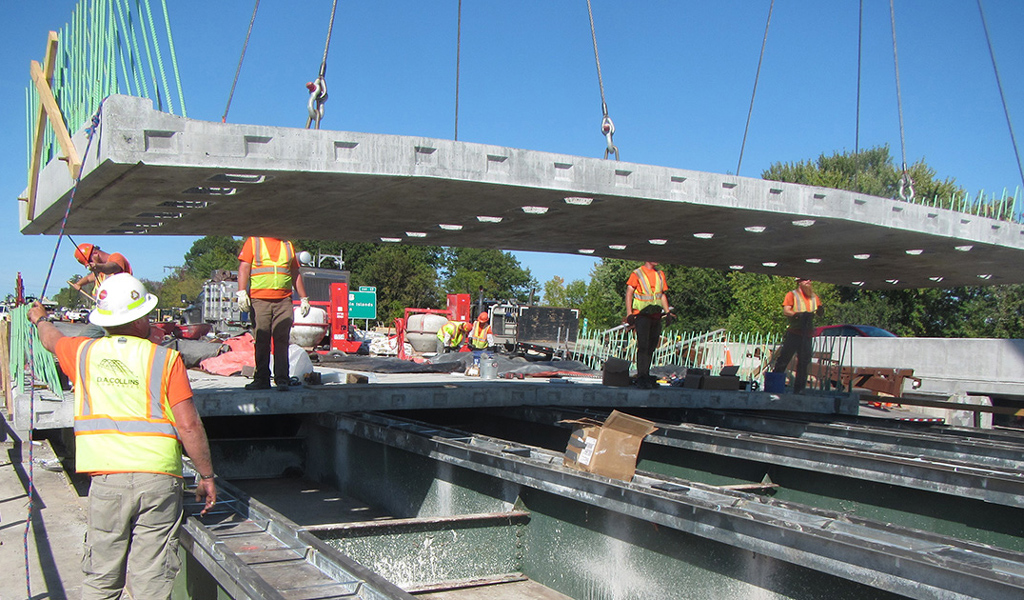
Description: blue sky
xmin=2 ymin=0 xmax=1022 ymax=299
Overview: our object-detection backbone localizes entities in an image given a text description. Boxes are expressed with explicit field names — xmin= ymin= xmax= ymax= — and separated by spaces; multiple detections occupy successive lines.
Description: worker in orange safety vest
xmin=237 ymin=237 xmax=310 ymax=391
xmin=467 ymin=312 xmax=494 ymax=350
xmin=71 ymin=242 xmax=132 ymax=298
xmin=771 ymin=277 xmax=823 ymax=393
xmin=624 ymin=261 xmax=673 ymax=389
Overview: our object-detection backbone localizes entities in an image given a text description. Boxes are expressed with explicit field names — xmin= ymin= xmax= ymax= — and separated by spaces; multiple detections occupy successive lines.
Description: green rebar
xmin=142 ymin=0 xmax=173 ymax=114
xmin=160 ymin=0 xmax=185 ymax=116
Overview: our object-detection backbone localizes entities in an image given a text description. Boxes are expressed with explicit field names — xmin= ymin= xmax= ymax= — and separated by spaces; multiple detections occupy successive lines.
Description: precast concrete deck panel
xmin=21 ymin=95 xmax=1024 ymax=289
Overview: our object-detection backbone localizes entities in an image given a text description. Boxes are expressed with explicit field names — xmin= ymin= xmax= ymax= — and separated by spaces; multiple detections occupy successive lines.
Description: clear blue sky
xmin=2 ymin=0 xmax=1022 ymax=299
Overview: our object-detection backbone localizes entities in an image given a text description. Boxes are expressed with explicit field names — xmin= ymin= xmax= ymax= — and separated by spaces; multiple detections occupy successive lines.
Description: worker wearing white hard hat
xmin=28 ymin=273 xmax=216 ymax=599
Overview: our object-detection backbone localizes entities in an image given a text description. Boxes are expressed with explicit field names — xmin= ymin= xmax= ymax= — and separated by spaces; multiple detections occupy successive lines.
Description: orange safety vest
xmin=790 ymin=289 xmax=820 ymax=313
xmin=250 ymin=238 xmax=295 ymax=292
xmin=631 ymin=267 xmax=667 ymax=312
xmin=468 ymin=322 xmax=491 ymax=349
xmin=73 ymin=336 xmax=182 ymax=476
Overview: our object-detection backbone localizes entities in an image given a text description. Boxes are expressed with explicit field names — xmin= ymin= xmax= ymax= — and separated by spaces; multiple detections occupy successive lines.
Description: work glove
xmin=300 ymin=297 xmax=311 ymax=317
xmin=236 ymin=290 xmax=251 ymax=312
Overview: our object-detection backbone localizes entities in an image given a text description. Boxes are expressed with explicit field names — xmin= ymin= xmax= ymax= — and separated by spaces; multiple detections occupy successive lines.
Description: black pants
xmin=772 ymin=331 xmax=813 ymax=393
xmin=634 ymin=314 xmax=662 ymax=379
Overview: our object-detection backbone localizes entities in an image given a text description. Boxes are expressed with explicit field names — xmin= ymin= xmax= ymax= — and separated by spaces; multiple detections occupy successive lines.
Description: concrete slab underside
xmin=22 ymin=95 xmax=1024 ymax=289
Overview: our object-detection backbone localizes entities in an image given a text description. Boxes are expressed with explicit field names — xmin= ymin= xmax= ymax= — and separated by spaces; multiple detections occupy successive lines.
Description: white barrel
xmin=406 ymin=313 xmax=448 ymax=352
xmin=291 ymin=306 xmax=328 ymax=347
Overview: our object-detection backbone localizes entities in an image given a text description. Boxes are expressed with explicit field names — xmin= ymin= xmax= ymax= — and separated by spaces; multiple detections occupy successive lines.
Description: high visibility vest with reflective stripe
xmin=791 ymin=289 xmax=820 ymax=313
xmin=250 ymin=238 xmax=295 ymax=291
xmin=468 ymin=323 xmax=491 ymax=349
xmin=631 ymin=267 xmax=666 ymax=311
xmin=73 ymin=336 xmax=182 ymax=476
xmin=436 ymin=322 xmax=466 ymax=347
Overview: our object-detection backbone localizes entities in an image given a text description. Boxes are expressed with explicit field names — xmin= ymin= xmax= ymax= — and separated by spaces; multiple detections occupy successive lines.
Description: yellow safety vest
xmin=250 ymin=238 xmax=295 ymax=292
xmin=468 ymin=322 xmax=491 ymax=349
xmin=791 ymin=289 xmax=820 ymax=313
xmin=436 ymin=322 xmax=466 ymax=347
xmin=631 ymin=267 xmax=666 ymax=311
xmin=73 ymin=336 xmax=182 ymax=476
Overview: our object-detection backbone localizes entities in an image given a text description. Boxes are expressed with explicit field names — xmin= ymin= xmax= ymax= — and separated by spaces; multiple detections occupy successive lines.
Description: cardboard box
xmin=561 ymin=410 xmax=658 ymax=481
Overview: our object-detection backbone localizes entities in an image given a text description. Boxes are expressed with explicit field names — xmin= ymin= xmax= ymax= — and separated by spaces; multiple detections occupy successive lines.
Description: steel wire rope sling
xmin=586 ymin=0 xmax=618 ymax=160
xmin=454 ymin=0 xmax=462 ymax=140
xmin=18 ymin=101 xmax=105 ymax=599
xmin=977 ymin=0 xmax=1024 ymax=197
xmin=736 ymin=0 xmax=775 ymax=177
xmin=222 ymin=0 xmax=261 ymax=123
xmin=889 ymin=0 xmax=914 ymax=201
xmin=306 ymin=0 xmax=340 ymax=129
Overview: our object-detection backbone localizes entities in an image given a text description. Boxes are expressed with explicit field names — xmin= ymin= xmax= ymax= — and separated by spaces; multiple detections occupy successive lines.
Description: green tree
xmin=580 ymin=259 xmax=637 ymax=330
xmin=181 ymin=236 xmax=242 ymax=279
xmin=542 ymin=276 xmax=588 ymax=309
xmin=440 ymin=248 xmax=537 ymax=302
xmin=660 ymin=265 xmax=733 ymax=331
xmin=357 ymin=245 xmax=442 ymax=324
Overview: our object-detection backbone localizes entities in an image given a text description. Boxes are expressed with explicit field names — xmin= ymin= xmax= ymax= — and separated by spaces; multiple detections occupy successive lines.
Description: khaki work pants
xmin=82 ymin=473 xmax=183 ymax=600
xmin=252 ymin=297 xmax=294 ymax=385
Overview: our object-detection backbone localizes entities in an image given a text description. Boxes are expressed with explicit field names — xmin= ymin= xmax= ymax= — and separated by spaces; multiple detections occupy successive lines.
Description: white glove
xmin=300 ymin=297 xmax=311 ymax=317
xmin=236 ymin=290 xmax=251 ymax=312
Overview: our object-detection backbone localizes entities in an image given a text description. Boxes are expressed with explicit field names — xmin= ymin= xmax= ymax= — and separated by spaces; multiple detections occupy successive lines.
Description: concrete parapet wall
xmin=842 ymin=337 xmax=1024 ymax=398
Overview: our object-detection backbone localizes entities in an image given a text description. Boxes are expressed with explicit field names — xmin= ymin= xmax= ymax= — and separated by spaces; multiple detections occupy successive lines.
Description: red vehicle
xmin=814 ymin=324 xmax=896 ymax=337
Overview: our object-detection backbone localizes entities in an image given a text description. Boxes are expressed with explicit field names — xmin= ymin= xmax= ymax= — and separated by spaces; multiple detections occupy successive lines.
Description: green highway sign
xmin=349 ymin=291 xmax=377 ymax=319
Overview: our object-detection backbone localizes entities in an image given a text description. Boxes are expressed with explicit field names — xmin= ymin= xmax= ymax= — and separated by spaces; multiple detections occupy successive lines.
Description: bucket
xmin=480 ymin=354 xmax=499 ymax=380
xmin=764 ymin=371 xmax=786 ymax=393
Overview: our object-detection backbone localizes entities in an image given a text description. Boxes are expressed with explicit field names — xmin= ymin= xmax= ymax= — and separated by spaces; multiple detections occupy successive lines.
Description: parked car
xmin=64 ymin=309 xmax=87 ymax=323
xmin=814 ymin=324 xmax=896 ymax=337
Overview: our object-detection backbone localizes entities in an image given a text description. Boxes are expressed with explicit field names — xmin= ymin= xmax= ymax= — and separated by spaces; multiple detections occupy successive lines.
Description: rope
xmin=586 ymin=0 xmax=617 ymax=160
xmin=454 ymin=0 xmax=462 ymax=141
xmin=977 ymin=0 xmax=1024 ymax=192
xmin=889 ymin=0 xmax=914 ymax=200
xmin=736 ymin=0 xmax=775 ymax=177
xmin=21 ymin=101 xmax=104 ymax=597
xmin=306 ymin=0 xmax=339 ymax=129
xmin=222 ymin=0 xmax=261 ymax=123
xmin=855 ymin=0 xmax=863 ymax=155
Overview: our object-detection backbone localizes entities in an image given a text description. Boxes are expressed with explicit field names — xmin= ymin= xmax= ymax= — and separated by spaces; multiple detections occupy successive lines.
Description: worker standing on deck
xmin=436 ymin=320 xmax=472 ymax=354
xmin=624 ymin=261 xmax=672 ymax=389
xmin=771 ymin=277 xmax=823 ymax=393
xmin=236 ymin=237 xmax=310 ymax=391
xmin=28 ymin=273 xmax=216 ymax=600
xmin=467 ymin=312 xmax=493 ymax=350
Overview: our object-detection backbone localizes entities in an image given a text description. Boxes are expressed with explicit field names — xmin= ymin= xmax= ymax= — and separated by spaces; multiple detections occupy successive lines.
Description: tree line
xmin=50 ymin=146 xmax=1023 ymax=338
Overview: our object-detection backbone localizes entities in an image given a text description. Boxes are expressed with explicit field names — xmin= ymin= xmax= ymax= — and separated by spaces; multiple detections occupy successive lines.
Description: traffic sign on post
xmin=348 ymin=291 xmax=376 ymax=320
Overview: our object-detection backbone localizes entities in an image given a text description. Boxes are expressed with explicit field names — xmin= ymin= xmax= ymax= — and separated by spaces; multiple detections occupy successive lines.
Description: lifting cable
xmin=889 ymin=0 xmax=914 ymax=201
xmin=222 ymin=0 xmax=261 ymax=123
xmin=736 ymin=0 xmax=775 ymax=177
xmin=977 ymin=0 xmax=1024 ymax=192
xmin=306 ymin=0 xmax=339 ymax=130
xmin=586 ymin=0 xmax=618 ymax=160
xmin=21 ymin=101 xmax=105 ymax=599
xmin=855 ymin=0 xmax=863 ymax=155
xmin=454 ymin=0 xmax=462 ymax=140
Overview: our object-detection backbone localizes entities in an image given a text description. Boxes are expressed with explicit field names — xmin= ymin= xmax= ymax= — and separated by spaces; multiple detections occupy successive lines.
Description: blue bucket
xmin=764 ymin=372 xmax=786 ymax=393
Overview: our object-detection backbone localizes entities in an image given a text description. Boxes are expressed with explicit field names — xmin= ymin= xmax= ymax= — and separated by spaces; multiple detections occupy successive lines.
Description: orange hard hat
xmin=74 ymin=243 xmax=96 ymax=266
xmin=462 ymin=321 xmax=473 ymax=330
xmin=477 ymin=311 xmax=489 ymax=323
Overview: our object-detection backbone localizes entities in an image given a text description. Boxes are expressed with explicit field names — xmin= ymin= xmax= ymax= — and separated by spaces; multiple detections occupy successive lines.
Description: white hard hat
xmin=89 ymin=273 xmax=159 ymax=327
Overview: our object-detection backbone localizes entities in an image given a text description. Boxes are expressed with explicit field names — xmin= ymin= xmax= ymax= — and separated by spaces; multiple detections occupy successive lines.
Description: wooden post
xmin=26 ymin=31 xmax=82 ymax=222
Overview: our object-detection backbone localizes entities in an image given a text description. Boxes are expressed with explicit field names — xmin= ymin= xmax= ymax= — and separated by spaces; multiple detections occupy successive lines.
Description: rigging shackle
xmin=305 ymin=76 xmax=328 ymax=130
xmin=601 ymin=114 xmax=619 ymax=161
